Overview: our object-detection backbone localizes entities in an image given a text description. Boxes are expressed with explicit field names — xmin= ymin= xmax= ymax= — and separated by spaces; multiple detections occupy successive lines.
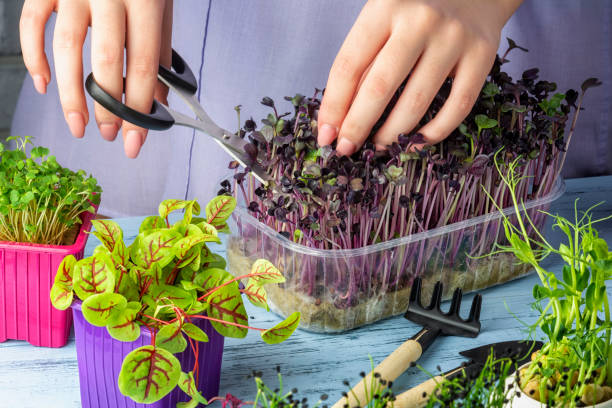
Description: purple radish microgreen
xmin=50 ymin=196 xmax=300 ymax=406
xmin=223 ymin=38 xmax=598 ymax=314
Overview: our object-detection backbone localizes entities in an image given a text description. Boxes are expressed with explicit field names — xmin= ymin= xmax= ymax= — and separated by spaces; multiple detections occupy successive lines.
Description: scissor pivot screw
xmin=222 ymin=133 xmax=231 ymax=140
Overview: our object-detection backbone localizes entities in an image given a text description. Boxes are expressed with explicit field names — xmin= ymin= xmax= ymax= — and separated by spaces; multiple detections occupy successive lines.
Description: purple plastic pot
xmin=72 ymin=301 xmax=224 ymax=408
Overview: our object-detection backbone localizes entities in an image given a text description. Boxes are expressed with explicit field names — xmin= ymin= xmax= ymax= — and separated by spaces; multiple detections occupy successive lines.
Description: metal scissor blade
xmin=169 ymin=109 xmax=270 ymax=184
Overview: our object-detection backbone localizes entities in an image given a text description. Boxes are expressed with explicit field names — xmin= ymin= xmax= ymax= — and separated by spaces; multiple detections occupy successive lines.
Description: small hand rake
xmin=331 ymin=277 xmax=482 ymax=408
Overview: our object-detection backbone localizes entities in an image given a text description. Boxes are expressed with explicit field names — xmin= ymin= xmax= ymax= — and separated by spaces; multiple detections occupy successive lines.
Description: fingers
xmin=372 ymin=38 xmax=462 ymax=148
xmin=90 ymin=0 xmax=126 ymax=141
xmin=334 ymin=31 xmax=425 ymax=155
xmin=155 ymin=0 xmax=173 ymax=106
xmin=122 ymin=0 xmax=165 ymax=158
xmin=417 ymin=43 xmax=496 ymax=144
xmin=20 ymin=0 xmax=55 ymax=94
xmin=52 ymin=0 xmax=90 ymax=138
xmin=317 ymin=1 xmax=390 ymax=148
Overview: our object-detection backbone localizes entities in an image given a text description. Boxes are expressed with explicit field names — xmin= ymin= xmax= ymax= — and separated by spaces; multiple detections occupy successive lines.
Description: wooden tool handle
xmin=392 ymin=376 xmax=445 ymax=408
xmin=331 ymin=339 xmax=423 ymax=408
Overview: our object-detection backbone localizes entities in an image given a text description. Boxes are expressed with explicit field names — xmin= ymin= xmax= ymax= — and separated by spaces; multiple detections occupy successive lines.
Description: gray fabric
xmin=11 ymin=0 xmax=612 ymax=217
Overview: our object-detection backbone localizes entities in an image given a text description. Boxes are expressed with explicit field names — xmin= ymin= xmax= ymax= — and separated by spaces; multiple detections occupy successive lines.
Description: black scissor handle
xmin=159 ymin=49 xmax=198 ymax=94
xmin=84 ymin=49 xmax=198 ymax=131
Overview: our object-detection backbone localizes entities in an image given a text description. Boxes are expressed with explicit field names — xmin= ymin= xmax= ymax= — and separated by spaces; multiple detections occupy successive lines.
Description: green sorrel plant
xmin=0 ymin=136 xmax=101 ymax=244
xmin=50 ymin=196 xmax=300 ymax=407
xmin=488 ymin=154 xmax=612 ymax=407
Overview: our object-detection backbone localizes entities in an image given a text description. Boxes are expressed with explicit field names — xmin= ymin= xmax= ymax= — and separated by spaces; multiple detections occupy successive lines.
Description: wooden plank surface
xmin=1 ymin=176 xmax=611 ymax=407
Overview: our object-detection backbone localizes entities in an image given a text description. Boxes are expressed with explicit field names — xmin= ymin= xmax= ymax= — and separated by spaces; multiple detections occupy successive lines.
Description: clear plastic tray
xmin=227 ymin=178 xmax=565 ymax=333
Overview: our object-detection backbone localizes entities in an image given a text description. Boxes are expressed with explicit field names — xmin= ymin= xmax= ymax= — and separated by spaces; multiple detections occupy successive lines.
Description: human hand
xmin=317 ymin=0 xmax=523 ymax=155
xmin=20 ymin=0 xmax=173 ymax=158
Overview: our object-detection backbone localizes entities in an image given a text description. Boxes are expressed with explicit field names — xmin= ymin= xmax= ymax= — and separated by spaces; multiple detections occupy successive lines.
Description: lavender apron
xmin=11 ymin=0 xmax=611 ymax=217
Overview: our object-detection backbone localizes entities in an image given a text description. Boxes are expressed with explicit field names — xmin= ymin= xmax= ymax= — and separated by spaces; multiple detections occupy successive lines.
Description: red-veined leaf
xmin=158 ymin=199 xmax=200 ymax=222
xmin=174 ymin=235 xmax=207 ymax=268
xmin=118 ymin=346 xmax=181 ymax=403
xmin=250 ymin=259 xmax=285 ymax=285
xmin=177 ymin=371 xmax=208 ymax=404
xmin=205 ymin=196 xmax=236 ymax=226
xmin=82 ymin=292 xmax=127 ymax=326
xmin=107 ymin=304 xmax=141 ymax=342
xmin=149 ymin=284 xmax=196 ymax=311
xmin=91 ymin=219 xmax=123 ymax=252
xmin=243 ymin=280 xmax=268 ymax=310
xmin=261 ymin=312 xmax=300 ymax=344
xmin=140 ymin=215 xmax=167 ymax=233
xmin=182 ymin=322 xmax=209 ymax=342
xmin=50 ymin=284 xmax=73 ymax=310
xmin=132 ymin=230 xmax=181 ymax=269
xmin=73 ymin=254 xmax=116 ymax=300
xmin=155 ymin=321 xmax=187 ymax=354
xmin=54 ymin=254 xmax=76 ymax=288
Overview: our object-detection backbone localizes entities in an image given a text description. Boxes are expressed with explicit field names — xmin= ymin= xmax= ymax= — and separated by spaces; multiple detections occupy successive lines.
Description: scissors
xmin=85 ymin=49 xmax=270 ymax=184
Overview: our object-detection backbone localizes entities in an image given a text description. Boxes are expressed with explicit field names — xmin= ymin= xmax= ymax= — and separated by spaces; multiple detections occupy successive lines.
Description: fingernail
xmin=32 ymin=75 xmax=47 ymax=94
xmin=67 ymin=112 xmax=85 ymax=138
xmin=336 ymin=138 xmax=356 ymax=156
xmin=125 ymin=130 xmax=143 ymax=158
xmin=99 ymin=122 xmax=119 ymax=141
xmin=318 ymin=123 xmax=337 ymax=146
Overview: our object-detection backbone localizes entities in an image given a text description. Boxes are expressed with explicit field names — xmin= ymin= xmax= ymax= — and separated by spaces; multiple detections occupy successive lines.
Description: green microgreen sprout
xmin=50 ymin=196 xmax=300 ymax=407
xmin=424 ymin=352 xmax=516 ymax=408
xmin=0 ymin=136 xmax=101 ymax=245
xmin=487 ymin=150 xmax=612 ymax=407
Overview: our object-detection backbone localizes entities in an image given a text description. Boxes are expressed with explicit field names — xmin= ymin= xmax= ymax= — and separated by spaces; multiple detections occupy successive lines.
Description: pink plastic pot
xmin=72 ymin=301 xmax=224 ymax=408
xmin=0 ymin=209 xmax=96 ymax=347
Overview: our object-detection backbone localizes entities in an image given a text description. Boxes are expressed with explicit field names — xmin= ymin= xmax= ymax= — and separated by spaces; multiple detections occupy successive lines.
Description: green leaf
xmin=73 ymin=254 xmax=116 ymax=300
xmin=482 ymin=82 xmax=499 ymax=97
xmin=118 ymin=346 xmax=181 ymax=404
xmin=195 ymin=221 xmax=220 ymax=241
xmin=159 ymin=199 xmax=200 ymax=220
xmin=155 ymin=321 xmax=187 ymax=354
xmin=140 ymin=215 xmax=167 ymax=233
xmin=91 ymin=220 xmax=123 ymax=252
xmin=50 ymin=284 xmax=73 ymax=310
xmin=177 ymin=399 xmax=199 ymax=408
xmin=261 ymin=312 xmax=300 ymax=344
xmin=178 ymin=371 xmax=208 ymax=404
xmin=55 ymin=254 xmax=76 ymax=288
xmin=82 ymin=292 xmax=127 ymax=327
xmin=195 ymin=268 xmax=248 ymax=338
xmin=250 ymin=259 xmax=285 ymax=285
xmin=132 ymin=230 xmax=181 ymax=269
xmin=475 ymin=114 xmax=498 ymax=130
xmin=107 ymin=305 xmax=141 ymax=342
xmin=558 ymin=243 xmax=573 ymax=265
xmin=182 ymin=322 xmax=209 ymax=343
xmin=202 ymin=253 xmax=226 ymax=269
xmin=205 ymin=196 xmax=236 ymax=226
xmin=244 ymin=280 xmax=268 ymax=310
xmin=149 ymin=284 xmax=197 ymax=311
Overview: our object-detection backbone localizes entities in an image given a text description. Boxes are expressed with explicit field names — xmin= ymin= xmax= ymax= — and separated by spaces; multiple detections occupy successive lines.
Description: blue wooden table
xmin=1 ymin=176 xmax=611 ymax=408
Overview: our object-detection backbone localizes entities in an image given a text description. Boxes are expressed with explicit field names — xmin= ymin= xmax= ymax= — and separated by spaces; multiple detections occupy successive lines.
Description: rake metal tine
xmin=409 ymin=277 xmax=423 ymax=308
xmin=448 ymin=288 xmax=463 ymax=316
xmin=468 ymin=293 xmax=483 ymax=322
xmin=428 ymin=281 xmax=443 ymax=311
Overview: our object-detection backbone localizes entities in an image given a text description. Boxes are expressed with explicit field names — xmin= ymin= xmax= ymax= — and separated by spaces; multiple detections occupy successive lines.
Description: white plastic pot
xmin=504 ymin=363 xmax=612 ymax=408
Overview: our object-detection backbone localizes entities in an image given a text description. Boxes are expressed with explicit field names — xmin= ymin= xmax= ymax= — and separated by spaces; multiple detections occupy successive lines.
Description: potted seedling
xmin=0 ymin=135 xmax=101 ymax=347
xmin=486 ymin=152 xmax=612 ymax=407
xmin=50 ymin=195 xmax=300 ymax=408
xmin=224 ymin=39 xmax=597 ymax=333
